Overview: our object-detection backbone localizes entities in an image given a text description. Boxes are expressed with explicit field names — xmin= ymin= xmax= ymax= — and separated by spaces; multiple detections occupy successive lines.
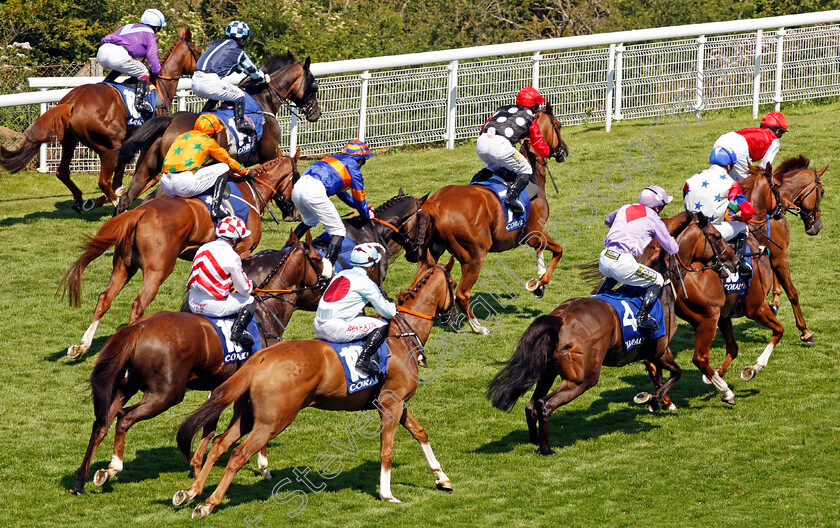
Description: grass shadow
xmin=0 ymin=199 xmax=114 ymax=226
xmin=61 ymin=445 xmax=189 ymax=493
xmin=45 ymin=335 xmax=112 ymax=363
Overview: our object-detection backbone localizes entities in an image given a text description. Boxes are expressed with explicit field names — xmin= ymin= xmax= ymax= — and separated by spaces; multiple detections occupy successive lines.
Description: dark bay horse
xmin=71 ymin=233 xmax=324 ymax=495
xmin=743 ymin=156 xmax=826 ymax=343
xmin=415 ymin=103 xmax=569 ymax=334
xmin=172 ymin=263 xmax=458 ymax=517
xmin=0 ymin=28 xmax=201 ymax=212
xmin=59 ymin=154 xmax=299 ymax=359
xmin=114 ymin=51 xmax=321 ymax=215
xmin=487 ymin=213 xmax=735 ymax=455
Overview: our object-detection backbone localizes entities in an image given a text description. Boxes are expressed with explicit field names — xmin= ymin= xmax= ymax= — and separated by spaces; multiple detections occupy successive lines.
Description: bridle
xmin=263 ymin=63 xmax=320 ymax=120
xmin=390 ymin=264 xmax=457 ymax=355
xmin=780 ymin=169 xmax=822 ymax=231
xmin=674 ymin=218 xmax=732 ymax=274
xmin=245 ymin=158 xmax=298 ymax=219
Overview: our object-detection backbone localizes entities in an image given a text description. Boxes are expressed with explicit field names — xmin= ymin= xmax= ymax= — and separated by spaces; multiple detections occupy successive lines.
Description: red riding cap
xmin=760 ymin=111 xmax=788 ymax=132
xmin=516 ymin=86 xmax=545 ymax=108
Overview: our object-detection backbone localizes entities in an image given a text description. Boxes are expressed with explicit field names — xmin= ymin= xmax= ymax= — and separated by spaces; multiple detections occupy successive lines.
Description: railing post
xmin=695 ymin=35 xmax=706 ymax=116
xmin=177 ymin=89 xmax=189 ymax=112
xmin=531 ymin=51 xmax=541 ymax=89
xmin=289 ymin=112 xmax=298 ymax=154
xmin=752 ymin=30 xmax=763 ymax=119
xmin=614 ymin=43 xmax=624 ymax=121
xmin=774 ymin=27 xmax=786 ymax=112
xmin=445 ymin=60 xmax=458 ymax=150
xmin=38 ymin=89 xmax=48 ymax=173
xmin=605 ymin=44 xmax=616 ymax=132
xmin=358 ymin=70 xmax=371 ymax=141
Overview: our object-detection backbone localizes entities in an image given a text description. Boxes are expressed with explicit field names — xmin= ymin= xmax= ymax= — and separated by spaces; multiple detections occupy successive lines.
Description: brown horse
xmin=415 ymin=103 xmax=569 ymax=334
xmin=70 ymin=233 xmax=325 ymax=495
xmin=171 ymin=263 xmax=458 ymax=517
xmin=743 ymin=156 xmax=826 ymax=343
xmin=487 ymin=212 xmax=735 ymax=455
xmin=114 ymin=51 xmax=321 ymax=215
xmin=0 ymin=28 xmax=201 ymax=212
xmin=59 ymin=154 xmax=299 ymax=359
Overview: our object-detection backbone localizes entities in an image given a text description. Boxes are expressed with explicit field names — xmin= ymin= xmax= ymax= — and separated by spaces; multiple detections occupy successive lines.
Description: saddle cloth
xmin=209 ymin=94 xmax=264 ymax=156
xmin=591 ymin=286 xmax=666 ymax=351
xmin=724 ymin=256 xmax=752 ymax=294
xmin=103 ymin=81 xmax=159 ymax=127
xmin=321 ymin=339 xmax=389 ymax=394
xmin=470 ymin=174 xmax=532 ymax=232
xmin=198 ymin=181 xmax=252 ymax=227
xmin=198 ymin=313 xmax=263 ymax=364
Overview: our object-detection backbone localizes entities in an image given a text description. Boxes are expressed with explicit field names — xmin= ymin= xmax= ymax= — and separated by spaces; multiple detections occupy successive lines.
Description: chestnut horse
xmin=71 ymin=233 xmax=324 ymax=495
xmin=744 ymin=156 xmax=826 ymax=343
xmin=487 ymin=212 xmax=735 ymax=455
xmin=59 ymin=154 xmax=299 ymax=359
xmin=172 ymin=263 xmax=458 ymax=517
xmin=0 ymin=28 xmax=201 ymax=212
xmin=415 ymin=103 xmax=569 ymax=334
xmin=114 ymin=51 xmax=321 ymax=215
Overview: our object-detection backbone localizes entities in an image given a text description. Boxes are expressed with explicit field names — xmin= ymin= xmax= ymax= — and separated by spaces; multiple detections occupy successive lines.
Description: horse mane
xmin=374 ymin=192 xmax=413 ymax=215
xmin=773 ymin=155 xmax=811 ymax=178
xmin=262 ymin=52 xmax=297 ymax=74
xmin=252 ymin=156 xmax=285 ymax=176
xmin=396 ymin=267 xmax=437 ymax=305
xmin=669 ymin=211 xmax=695 ymax=239
xmin=159 ymin=28 xmax=193 ymax=65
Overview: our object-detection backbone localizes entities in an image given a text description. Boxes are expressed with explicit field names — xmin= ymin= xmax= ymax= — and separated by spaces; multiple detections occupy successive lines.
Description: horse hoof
xmin=172 ymin=490 xmax=195 ymax=507
xmin=71 ymin=201 xmax=84 ymax=215
xmin=67 ymin=345 xmax=85 ymax=360
xmin=192 ymin=505 xmax=211 ymax=519
xmin=532 ymin=285 xmax=545 ymax=298
xmin=525 ymin=278 xmax=540 ymax=292
xmin=261 ymin=468 xmax=272 ymax=480
xmin=539 ymin=447 xmax=555 ymax=456
xmin=770 ymin=304 xmax=779 ymax=315
xmin=81 ymin=199 xmax=96 ymax=212
xmin=93 ymin=469 xmax=110 ymax=487
xmin=633 ymin=392 xmax=652 ymax=404
xmin=417 ymin=353 xmax=428 ymax=368
xmin=69 ymin=487 xmax=84 ymax=496
xmin=800 ymin=333 xmax=815 ymax=344
xmin=114 ymin=186 xmax=126 ymax=197
xmin=648 ymin=400 xmax=661 ymax=413
xmin=721 ymin=390 xmax=736 ymax=405
xmin=701 ymin=374 xmax=712 ymax=385
xmin=381 ymin=495 xmax=402 ymax=503
xmin=740 ymin=366 xmax=757 ymax=381
xmin=664 ymin=402 xmax=677 ymax=411
xmin=436 ymin=481 xmax=454 ymax=492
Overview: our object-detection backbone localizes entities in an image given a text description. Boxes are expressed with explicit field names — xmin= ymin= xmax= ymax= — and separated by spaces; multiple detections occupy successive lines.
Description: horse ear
xmin=305 ymin=230 xmax=312 ymax=245
xmin=418 ymin=193 xmax=429 ymax=206
xmin=179 ymin=27 xmax=190 ymax=39
xmin=398 ymin=187 xmax=404 ymax=196
xmin=818 ymin=165 xmax=829 ymax=177
xmin=287 ymin=50 xmax=295 ymax=62
xmin=545 ymin=101 xmax=553 ymax=115
xmin=445 ymin=255 xmax=456 ymax=274
xmin=289 ymin=228 xmax=298 ymax=244
xmin=304 ymin=56 xmax=311 ymax=70
xmin=293 ymin=147 xmax=301 ymax=163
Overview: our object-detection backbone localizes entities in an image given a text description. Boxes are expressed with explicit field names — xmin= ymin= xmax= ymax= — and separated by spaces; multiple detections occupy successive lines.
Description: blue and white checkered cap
xmin=225 ymin=20 xmax=252 ymax=39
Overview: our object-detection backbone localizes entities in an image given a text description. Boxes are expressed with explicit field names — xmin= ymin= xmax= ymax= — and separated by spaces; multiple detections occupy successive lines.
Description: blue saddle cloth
xmin=103 ymin=81 xmax=156 ymax=127
xmin=723 ymin=256 xmax=752 ymax=294
xmin=312 ymin=232 xmax=357 ymax=274
xmin=198 ymin=313 xmax=263 ymax=364
xmin=322 ymin=339 xmax=389 ymax=394
xmin=591 ymin=286 xmax=666 ymax=351
xmin=198 ymin=181 xmax=251 ymax=227
xmin=209 ymin=94 xmax=264 ymax=156
xmin=470 ymin=174 xmax=531 ymax=232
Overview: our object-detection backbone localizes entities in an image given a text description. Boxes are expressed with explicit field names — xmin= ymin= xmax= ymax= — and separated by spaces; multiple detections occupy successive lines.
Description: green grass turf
xmin=1 ymin=100 xmax=839 ymax=528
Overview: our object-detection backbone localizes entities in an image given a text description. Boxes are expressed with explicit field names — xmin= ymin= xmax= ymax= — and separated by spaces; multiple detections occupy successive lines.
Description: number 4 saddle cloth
xmin=591 ymin=286 xmax=666 ymax=351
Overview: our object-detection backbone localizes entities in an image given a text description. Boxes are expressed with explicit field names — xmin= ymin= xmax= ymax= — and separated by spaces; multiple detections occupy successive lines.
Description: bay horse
xmin=114 ymin=51 xmax=321 ymax=215
xmin=415 ymin=103 xmax=569 ymax=334
xmin=0 ymin=28 xmax=201 ymax=212
xmin=487 ymin=212 xmax=736 ymax=455
xmin=172 ymin=262 xmax=458 ymax=518
xmin=59 ymin=154 xmax=299 ymax=359
xmin=71 ymin=233 xmax=325 ymax=495
xmin=743 ymin=156 xmax=826 ymax=343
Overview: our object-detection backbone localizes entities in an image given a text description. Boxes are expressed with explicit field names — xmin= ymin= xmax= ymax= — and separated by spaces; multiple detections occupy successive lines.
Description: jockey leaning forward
xmin=712 ymin=111 xmax=788 ymax=182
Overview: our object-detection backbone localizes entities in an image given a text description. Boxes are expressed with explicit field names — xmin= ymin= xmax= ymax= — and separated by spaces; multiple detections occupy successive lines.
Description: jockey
xmin=597 ymin=186 xmax=680 ymax=331
xmin=475 ymin=86 xmax=550 ymax=214
xmin=188 ymin=216 xmax=256 ymax=347
xmin=192 ymin=20 xmax=270 ymax=135
xmin=97 ymin=8 xmax=166 ymax=114
xmin=684 ymin=146 xmax=757 ymax=279
xmin=712 ymin=111 xmax=788 ymax=182
xmin=291 ymin=139 xmax=375 ymax=278
xmin=161 ymin=113 xmax=253 ymax=220
xmin=313 ymin=243 xmax=396 ymax=377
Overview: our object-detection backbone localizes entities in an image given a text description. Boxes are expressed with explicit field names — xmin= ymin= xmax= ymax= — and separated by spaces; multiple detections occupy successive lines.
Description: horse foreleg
xmin=72 ymin=392 xmax=127 ymax=494
xmin=96 ymin=149 xmax=119 ymax=207
xmin=521 ymin=229 xmax=563 ymax=296
xmin=741 ymin=303 xmax=785 ymax=382
xmin=651 ymin=345 xmax=681 ymax=412
xmin=57 ymin=137 xmax=84 ymax=211
xmin=525 ymin=369 xmax=558 ymax=445
xmin=716 ymin=317 xmax=739 ymax=379
xmin=454 ymin=251 xmax=491 ymax=335
xmin=378 ymin=402 xmax=403 ymax=502
xmin=691 ymin=318 xmax=734 ymax=405
xmin=771 ymin=256 xmax=812 ymax=343
xmin=770 ymin=273 xmax=782 ymax=314
xmin=116 ymin=137 xmax=162 ymax=215
xmin=399 ymin=409 xmax=452 ymax=492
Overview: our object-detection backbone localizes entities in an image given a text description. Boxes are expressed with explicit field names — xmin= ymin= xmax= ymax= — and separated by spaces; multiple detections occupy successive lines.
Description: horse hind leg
xmin=536 ymin=376 xmax=596 ymax=455
xmin=399 ymin=408 xmax=452 ymax=492
xmin=521 ymin=228 xmax=563 ymax=298
xmin=71 ymin=391 xmax=127 ymax=494
xmin=525 ymin=369 xmax=558 ymax=445
xmin=56 ymin=137 xmax=85 ymax=212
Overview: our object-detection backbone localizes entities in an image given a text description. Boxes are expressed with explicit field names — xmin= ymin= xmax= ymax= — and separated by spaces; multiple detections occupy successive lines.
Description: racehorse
xmin=487 ymin=212 xmax=736 ymax=455
xmin=172 ymin=263 xmax=458 ymax=517
xmin=59 ymin=154 xmax=299 ymax=359
xmin=114 ymin=51 xmax=321 ymax=215
xmin=0 ymin=27 xmax=201 ymax=213
xmin=414 ymin=103 xmax=569 ymax=334
xmin=71 ymin=233 xmax=325 ymax=495
xmin=743 ymin=156 xmax=826 ymax=343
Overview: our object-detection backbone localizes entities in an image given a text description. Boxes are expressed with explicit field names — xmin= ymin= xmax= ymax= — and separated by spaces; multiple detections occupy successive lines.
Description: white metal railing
xmin=3 ymin=10 xmax=840 ymax=172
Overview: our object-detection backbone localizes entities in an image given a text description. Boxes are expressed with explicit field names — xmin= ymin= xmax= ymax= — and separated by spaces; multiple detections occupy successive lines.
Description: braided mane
xmin=396 ymin=267 xmax=437 ymax=305
xmin=773 ymin=155 xmax=811 ymax=178
xmin=375 ymin=193 xmax=413 ymax=215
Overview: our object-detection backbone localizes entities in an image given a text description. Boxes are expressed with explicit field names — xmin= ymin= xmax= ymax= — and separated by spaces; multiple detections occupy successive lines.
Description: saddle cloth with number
xmin=321 ymin=339 xmax=389 ymax=394
xmin=470 ymin=174 xmax=531 ymax=232
xmin=591 ymin=286 xmax=666 ymax=351
xmin=198 ymin=314 xmax=263 ymax=364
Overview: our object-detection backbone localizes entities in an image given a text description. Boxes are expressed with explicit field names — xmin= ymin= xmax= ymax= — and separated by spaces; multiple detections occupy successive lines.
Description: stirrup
xmin=636 ymin=315 xmax=658 ymax=331
xmin=505 ymin=198 xmax=525 ymax=214
xmin=232 ymin=330 xmax=254 ymax=348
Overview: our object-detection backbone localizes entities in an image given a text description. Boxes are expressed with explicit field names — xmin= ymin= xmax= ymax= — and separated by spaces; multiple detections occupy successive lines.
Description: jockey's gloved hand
xmin=379 ymin=286 xmax=393 ymax=302
xmin=264 ymin=74 xmax=271 ymax=84
xmin=245 ymin=170 xmax=256 ymax=181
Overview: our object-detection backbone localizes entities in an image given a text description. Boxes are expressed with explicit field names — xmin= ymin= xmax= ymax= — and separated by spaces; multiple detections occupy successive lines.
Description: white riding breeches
xmin=313 ymin=316 xmax=387 ymax=342
xmin=192 ymin=71 xmax=247 ymax=102
xmin=713 ymin=132 xmax=752 ymax=182
xmin=291 ymin=174 xmax=347 ymax=237
xmin=160 ymin=163 xmax=231 ymax=198
xmin=599 ymin=249 xmax=664 ymax=287
xmin=97 ymin=43 xmax=149 ymax=79
xmin=189 ymin=290 xmax=254 ymax=318
xmin=713 ymin=220 xmax=747 ymax=241
xmin=476 ymin=132 xmax=532 ymax=176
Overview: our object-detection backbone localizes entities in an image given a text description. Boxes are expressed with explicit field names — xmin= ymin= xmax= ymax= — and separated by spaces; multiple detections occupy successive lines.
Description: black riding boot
xmin=595 ymin=277 xmax=618 ymax=295
xmin=200 ymin=99 xmax=219 ymax=112
xmin=636 ymin=283 xmax=662 ymax=331
xmin=103 ymin=69 xmax=120 ymax=83
xmin=230 ymin=303 xmax=256 ymax=348
xmin=356 ymin=325 xmax=388 ymax=377
xmin=210 ymin=174 xmax=230 ymax=220
xmin=505 ymin=173 xmax=530 ymax=214
xmin=134 ymin=79 xmax=154 ymax=113
xmin=293 ymin=222 xmax=313 ymax=240
xmin=322 ymin=235 xmax=344 ymax=278
xmin=234 ymin=99 xmax=256 ymax=135
xmin=732 ymin=232 xmax=753 ymax=279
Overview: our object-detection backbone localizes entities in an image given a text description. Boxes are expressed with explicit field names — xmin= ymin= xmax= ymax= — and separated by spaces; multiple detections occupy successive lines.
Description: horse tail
xmin=118 ymin=115 xmax=172 ymax=163
xmin=487 ymin=314 xmax=562 ymax=411
xmin=90 ymin=325 xmax=141 ymax=427
xmin=58 ymin=208 xmax=145 ymax=307
xmin=176 ymin=352 xmax=264 ymax=460
xmin=0 ymin=104 xmax=72 ymax=172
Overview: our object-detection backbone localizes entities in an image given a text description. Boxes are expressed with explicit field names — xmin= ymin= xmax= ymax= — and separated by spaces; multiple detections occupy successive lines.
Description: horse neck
xmin=521 ymin=146 xmax=547 ymax=190
xmin=156 ymin=41 xmax=196 ymax=107
xmin=743 ymin=174 xmax=773 ymax=216
xmin=250 ymin=65 xmax=301 ymax=114
xmin=247 ymin=159 xmax=293 ymax=213
xmin=676 ymin=225 xmax=709 ymax=267
xmin=392 ymin=279 xmax=444 ymax=346
xmin=778 ymin=170 xmax=813 ymax=203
